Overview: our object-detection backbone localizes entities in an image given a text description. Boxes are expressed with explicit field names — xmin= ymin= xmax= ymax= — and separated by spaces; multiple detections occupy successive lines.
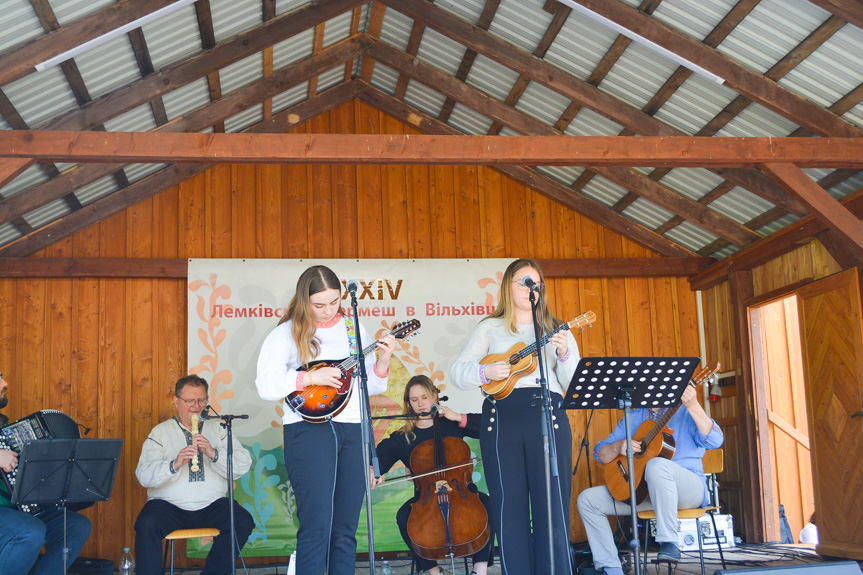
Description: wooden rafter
xmin=807 ymin=0 xmax=863 ymax=30
xmin=359 ymin=1 xmax=387 ymax=83
xmin=365 ymin=38 xmax=760 ymax=246
xmin=689 ymin=187 xmax=863 ymax=290
xmin=194 ymin=0 xmax=224 ymax=133
xmin=0 ymin=39 xmax=362 ymax=228
xmin=570 ymin=0 xmax=863 ymax=139
xmin=0 ymin=0 xmax=366 ymax=188
xmin=3 ymin=132 xmax=863 ymax=167
xmin=761 ymin=162 xmax=863 ymax=260
xmin=356 ymin=83 xmax=696 ymax=258
xmin=0 ymin=81 xmax=362 ymax=258
xmin=0 ymin=0 xmax=189 ymax=88
xmin=378 ymin=0 xmax=807 ymax=216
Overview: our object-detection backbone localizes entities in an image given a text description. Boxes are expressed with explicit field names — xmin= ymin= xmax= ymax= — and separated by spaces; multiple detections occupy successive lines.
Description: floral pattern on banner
xmin=188 ymin=274 xmax=234 ymax=411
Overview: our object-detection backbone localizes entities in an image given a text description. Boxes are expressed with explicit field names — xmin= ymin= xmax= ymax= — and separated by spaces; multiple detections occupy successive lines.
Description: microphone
xmin=519 ymin=275 xmax=541 ymax=291
xmin=346 ymin=279 xmax=359 ymax=296
xmin=429 ymin=403 xmax=440 ymax=416
xmin=199 ymin=406 xmax=212 ymax=420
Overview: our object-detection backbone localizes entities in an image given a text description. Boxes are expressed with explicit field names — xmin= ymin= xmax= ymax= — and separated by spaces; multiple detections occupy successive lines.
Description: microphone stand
xmin=349 ymin=286 xmax=379 ymax=575
xmin=205 ymin=406 xmax=249 ymax=575
xmin=527 ymin=285 xmax=561 ymax=573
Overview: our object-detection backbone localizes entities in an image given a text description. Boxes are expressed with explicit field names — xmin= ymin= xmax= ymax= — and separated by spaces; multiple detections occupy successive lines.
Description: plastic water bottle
xmin=381 ymin=559 xmax=393 ymax=575
xmin=119 ymin=547 xmax=135 ymax=574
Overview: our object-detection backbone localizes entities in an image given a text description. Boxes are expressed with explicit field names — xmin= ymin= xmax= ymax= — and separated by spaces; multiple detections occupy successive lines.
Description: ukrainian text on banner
xmin=186 ymin=258 xmax=511 ymax=556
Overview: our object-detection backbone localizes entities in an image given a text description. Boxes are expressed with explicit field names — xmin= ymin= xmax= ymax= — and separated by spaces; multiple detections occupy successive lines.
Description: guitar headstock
xmin=569 ymin=310 xmax=597 ymax=330
xmin=391 ymin=319 xmax=421 ymax=341
xmin=689 ymin=362 xmax=721 ymax=388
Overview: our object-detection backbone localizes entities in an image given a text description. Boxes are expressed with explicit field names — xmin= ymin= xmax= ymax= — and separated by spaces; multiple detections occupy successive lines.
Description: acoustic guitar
xmin=480 ymin=311 xmax=596 ymax=400
xmin=285 ymin=319 xmax=421 ymax=422
xmin=603 ymin=363 xmax=720 ymax=503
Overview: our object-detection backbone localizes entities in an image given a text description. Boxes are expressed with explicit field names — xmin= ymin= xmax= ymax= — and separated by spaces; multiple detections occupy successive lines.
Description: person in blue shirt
xmin=576 ymin=384 xmax=723 ymax=575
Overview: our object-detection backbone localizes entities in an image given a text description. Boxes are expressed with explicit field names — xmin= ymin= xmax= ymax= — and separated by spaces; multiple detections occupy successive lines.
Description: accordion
xmin=0 ymin=410 xmax=81 ymax=513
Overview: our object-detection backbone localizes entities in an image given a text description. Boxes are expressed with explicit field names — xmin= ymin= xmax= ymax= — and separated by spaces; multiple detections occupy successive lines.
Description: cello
xmin=406 ymin=410 xmax=491 ymax=563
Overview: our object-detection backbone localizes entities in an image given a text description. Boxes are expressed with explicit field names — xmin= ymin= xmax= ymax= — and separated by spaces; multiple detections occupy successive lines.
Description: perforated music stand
xmin=563 ymin=357 xmax=700 ymax=575
xmin=12 ymin=438 xmax=123 ymax=574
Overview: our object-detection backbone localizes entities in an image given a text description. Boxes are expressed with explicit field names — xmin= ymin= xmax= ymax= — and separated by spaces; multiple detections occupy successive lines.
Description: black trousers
xmin=283 ymin=421 xmax=366 ymax=575
xmin=133 ymin=497 xmax=254 ymax=575
xmin=480 ymin=388 xmax=573 ymax=575
xmin=395 ymin=490 xmax=495 ymax=572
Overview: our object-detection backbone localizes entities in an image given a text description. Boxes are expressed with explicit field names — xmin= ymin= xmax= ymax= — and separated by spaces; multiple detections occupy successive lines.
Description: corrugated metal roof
xmin=211 ymin=0 xmax=262 ymax=44
xmin=368 ymin=62 xmax=399 ymax=95
xmin=653 ymin=75 xmax=738 ymax=135
xmin=140 ymin=5 xmax=203 ymax=72
xmin=599 ymin=42 xmax=679 ymax=110
xmin=276 ymin=0 xmax=315 ymax=17
xmin=0 ymin=1 xmax=42 ymax=54
xmin=715 ymin=102 xmax=799 ymax=137
xmin=435 ymin=0 xmax=485 ymax=25
xmin=224 ymin=104 xmax=263 ymax=133
xmin=544 ymin=10 xmax=618 ymax=82
xmin=103 ymin=105 xmax=157 ymax=133
xmin=161 ymin=79 xmax=212 ymax=121
xmin=273 ymin=29 xmax=315 ymax=69
xmin=515 ymin=81 xmax=571 ymax=128
xmin=220 ymin=53 xmax=264 ymax=94
xmin=657 ymin=168 xmax=725 ymax=201
xmin=489 ymin=0 xmax=554 ymax=54
xmin=322 ymin=10 xmax=356 ymax=48
xmin=650 ymin=0 xmax=737 ymax=41
xmin=416 ymin=27 xmax=467 ymax=77
xmin=622 ymin=197 xmax=674 ymax=230
xmin=50 ymin=0 xmax=113 ymax=26
xmin=272 ymin=82 xmax=310 ymax=114
xmin=0 ymin=165 xmax=48 ymax=199
xmin=74 ymin=35 xmax=141 ymax=100
xmin=3 ymin=66 xmax=78 ymax=128
xmin=536 ymin=165 xmax=584 ymax=187
xmin=564 ymin=107 xmax=624 ymax=136
xmin=466 ymin=55 xmax=521 ymax=103
xmin=708 ymin=187 xmax=775 ymax=225
xmin=404 ymin=80 xmax=447 ymax=118
xmin=581 ymin=175 xmax=628 ymax=208
xmin=317 ymin=65 xmax=346 ymax=94
xmin=75 ymin=176 xmax=119 ymax=206
xmin=665 ymin=220 xmax=719 ymax=252
xmin=0 ymin=222 xmax=22 ymax=246
xmin=449 ymin=102 xmax=494 ymax=135
xmin=124 ymin=163 xmax=167 ymax=183
xmin=23 ymin=198 xmax=70 ymax=229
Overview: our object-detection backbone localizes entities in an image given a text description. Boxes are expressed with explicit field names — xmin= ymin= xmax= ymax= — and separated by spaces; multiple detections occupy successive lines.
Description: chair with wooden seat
xmin=638 ymin=448 xmax=727 ymax=575
xmin=161 ymin=527 xmax=220 ymax=575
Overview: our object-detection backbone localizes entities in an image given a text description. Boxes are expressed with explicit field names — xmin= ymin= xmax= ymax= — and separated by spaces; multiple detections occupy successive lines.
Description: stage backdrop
xmin=187 ymin=258 xmax=533 ymax=556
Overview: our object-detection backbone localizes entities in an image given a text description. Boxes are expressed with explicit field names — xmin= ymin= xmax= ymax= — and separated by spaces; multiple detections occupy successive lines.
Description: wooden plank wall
xmin=701 ymin=239 xmax=840 ymax=541
xmin=0 ymin=100 xmax=700 ymax=564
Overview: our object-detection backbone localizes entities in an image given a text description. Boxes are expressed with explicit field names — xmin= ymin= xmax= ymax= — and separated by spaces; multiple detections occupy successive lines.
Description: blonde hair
xmin=486 ymin=258 xmax=562 ymax=334
xmin=278 ymin=265 xmax=342 ymax=366
xmin=399 ymin=374 xmax=439 ymax=443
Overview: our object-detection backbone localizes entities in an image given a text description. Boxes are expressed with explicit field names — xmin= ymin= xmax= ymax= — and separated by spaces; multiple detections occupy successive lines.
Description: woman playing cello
xmin=373 ymin=375 xmax=493 ymax=575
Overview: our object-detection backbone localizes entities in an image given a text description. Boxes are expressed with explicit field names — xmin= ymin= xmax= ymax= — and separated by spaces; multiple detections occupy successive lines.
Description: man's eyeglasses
xmin=177 ymin=397 xmax=208 ymax=406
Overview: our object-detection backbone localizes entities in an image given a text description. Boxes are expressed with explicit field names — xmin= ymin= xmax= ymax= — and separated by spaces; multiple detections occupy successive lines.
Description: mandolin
xmin=603 ymin=363 xmax=720 ymax=503
xmin=480 ymin=311 xmax=596 ymax=400
xmin=285 ymin=319 xmax=420 ymax=422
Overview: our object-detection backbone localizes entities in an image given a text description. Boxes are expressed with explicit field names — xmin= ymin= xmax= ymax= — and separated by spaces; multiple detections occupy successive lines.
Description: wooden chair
xmin=161 ymin=527 xmax=220 ymax=575
xmin=638 ymin=449 xmax=728 ymax=575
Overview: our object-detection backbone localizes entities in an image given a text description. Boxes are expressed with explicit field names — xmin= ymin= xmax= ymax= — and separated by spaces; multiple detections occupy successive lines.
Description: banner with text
xmin=187 ymin=258 xmax=512 ymax=556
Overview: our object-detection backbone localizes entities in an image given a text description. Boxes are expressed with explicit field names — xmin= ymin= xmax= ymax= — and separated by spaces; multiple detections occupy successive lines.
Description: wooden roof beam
xmin=356 ymin=83 xmax=696 ymax=258
xmin=379 ymin=0 xmax=807 ymax=216
xmin=4 ymin=132 xmax=863 ymax=167
xmin=760 ymin=162 xmax=863 ymax=263
xmin=807 ymin=0 xmax=863 ymax=30
xmin=0 ymin=0 xmax=367 ymax=188
xmin=0 ymin=81 xmax=361 ymax=258
xmin=689 ymin=187 xmax=863 ymax=290
xmin=0 ymin=40 xmax=362 ymax=227
xmin=570 ymin=0 xmax=863 ymax=139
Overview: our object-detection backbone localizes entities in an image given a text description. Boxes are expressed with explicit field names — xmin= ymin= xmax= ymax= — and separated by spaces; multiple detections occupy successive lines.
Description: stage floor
xmin=156 ymin=544 xmax=861 ymax=574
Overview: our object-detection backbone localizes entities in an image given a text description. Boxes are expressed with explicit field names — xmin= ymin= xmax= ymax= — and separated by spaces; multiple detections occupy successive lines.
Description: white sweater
xmin=135 ymin=417 xmax=252 ymax=511
xmin=449 ymin=318 xmax=580 ymax=397
xmin=255 ymin=317 xmax=388 ymax=425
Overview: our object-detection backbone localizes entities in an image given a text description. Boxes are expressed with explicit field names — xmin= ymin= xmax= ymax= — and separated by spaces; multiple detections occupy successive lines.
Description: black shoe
xmin=657 ymin=542 xmax=680 ymax=563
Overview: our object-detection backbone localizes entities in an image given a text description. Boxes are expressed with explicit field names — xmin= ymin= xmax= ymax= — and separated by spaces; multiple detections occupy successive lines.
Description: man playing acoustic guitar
xmin=577 ymin=382 xmax=724 ymax=575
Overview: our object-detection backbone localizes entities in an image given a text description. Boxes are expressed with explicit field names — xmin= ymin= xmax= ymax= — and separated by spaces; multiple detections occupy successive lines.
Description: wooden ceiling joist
xmin=3 ymin=131 xmax=862 ymax=168
xmin=379 ymin=0 xmax=807 ymax=216
xmin=0 ymin=40 xmax=361 ymax=228
xmin=0 ymin=81 xmax=362 ymax=258
xmin=571 ymin=0 xmax=863 ymax=139
xmin=356 ymin=83 xmax=696 ymax=258
xmin=0 ymin=0 xmax=367 ymax=188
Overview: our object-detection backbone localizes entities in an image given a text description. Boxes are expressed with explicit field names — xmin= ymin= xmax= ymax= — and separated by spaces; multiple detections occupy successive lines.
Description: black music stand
xmin=563 ymin=357 xmax=699 ymax=575
xmin=12 ymin=438 xmax=123 ymax=575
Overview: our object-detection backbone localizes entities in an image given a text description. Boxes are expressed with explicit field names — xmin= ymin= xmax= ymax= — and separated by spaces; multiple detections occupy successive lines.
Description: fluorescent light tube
xmin=35 ymin=0 xmax=199 ymax=72
xmin=556 ymin=0 xmax=726 ymax=85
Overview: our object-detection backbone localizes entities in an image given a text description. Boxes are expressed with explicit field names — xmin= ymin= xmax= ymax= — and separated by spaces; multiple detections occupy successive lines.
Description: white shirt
xmin=255 ymin=317 xmax=388 ymax=424
xmin=136 ymin=417 xmax=252 ymax=511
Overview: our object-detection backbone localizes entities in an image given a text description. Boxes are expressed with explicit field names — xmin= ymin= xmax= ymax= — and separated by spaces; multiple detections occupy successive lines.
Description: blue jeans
xmin=0 ymin=506 xmax=92 ymax=574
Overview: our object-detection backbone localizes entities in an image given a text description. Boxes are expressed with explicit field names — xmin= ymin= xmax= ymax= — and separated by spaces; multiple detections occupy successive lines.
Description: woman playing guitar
xmin=372 ymin=375 xmax=493 ymax=575
xmin=450 ymin=258 xmax=580 ymax=575
xmin=255 ymin=265 xmax=397 ymax=575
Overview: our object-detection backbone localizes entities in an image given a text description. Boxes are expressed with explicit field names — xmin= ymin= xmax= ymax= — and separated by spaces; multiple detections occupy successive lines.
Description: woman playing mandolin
xmin=373 ymin=375 xmax=493 ymax=575
xmin=450 ymin=258 xmax=580 ymax=575
xmin=255 ymin=265 xmax=396 ymax=575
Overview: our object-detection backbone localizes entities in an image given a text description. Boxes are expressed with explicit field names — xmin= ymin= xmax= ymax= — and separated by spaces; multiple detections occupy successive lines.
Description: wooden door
xmin=797 ymin=267 xmax=863 ymax=559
